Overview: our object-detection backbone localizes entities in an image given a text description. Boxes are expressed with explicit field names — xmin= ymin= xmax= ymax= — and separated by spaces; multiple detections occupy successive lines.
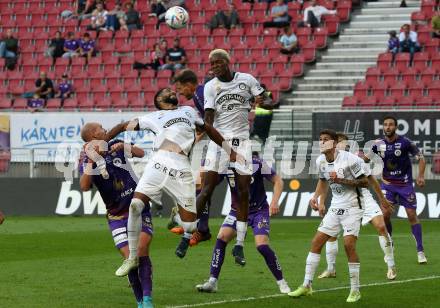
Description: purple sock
xmin=386 ymin=221 xmax=393 ymax=236
xmin=257 ymin=245 xmax=283 ymax=281
xmin=197 ymin=198 xmax=211 ymax=233
xmin=210 ymin=239 xmax=227 ymax=279
xmin=128 ymin=269 xmax=143 ymax=303
xmin=411 ymin=223 xmax=424 ymax=252
xmin=138 ymin=256 xmax=153 ymax=297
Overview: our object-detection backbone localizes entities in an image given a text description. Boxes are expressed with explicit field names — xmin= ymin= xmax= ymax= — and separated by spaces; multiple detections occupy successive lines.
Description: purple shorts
xmin=107 ymin=209 xmax=153 ymax=249
xmin=221 ymin=206 xmax=270 ymax=236
xmin=381 ymin=182 xmax=417 ymax=210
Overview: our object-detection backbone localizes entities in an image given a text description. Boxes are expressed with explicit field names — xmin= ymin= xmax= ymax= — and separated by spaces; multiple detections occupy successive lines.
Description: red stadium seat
xmin=414 ymin=96 xmax=433 ymax=108
xmin=353 ymin=81 xmax=369 ymax=99
xmin=377 ymin=96 xmax=396 ymax=109
xmin=342 ymin=96 xmax=358 ymax=108
xmin=113 ymin=98 xmax=129 ymax=110
xmin=390 ymin=81 xmax=408 ymax=97
xmin=63 ymin=98 xmax=78 ymax=110
xmin=46 ymin=98 xmax=62 ymax=110
xmin=395 ymin=95 xmax=415 ymax=109
xmin=413 ymin=52 xmax=430 ymax=70
xmin=79 ymin=97 xmax=95 ymax=110
xmin=359 ymin=96 xmax=377 ymax=108
xmin=365 ymin=67 xmax=382 ymax=84
xmin=377 ymin=53 xmax=393 ymax=70
xmin=408 ymin=80 xmax=427 ymax=97
xmin=401 ymin=67 xmax=420 ymax=83
xmin=0 ymin=98 xmax=12 ymax=109
xmin=421 ymin=67 xmax=438 ymax=84
xmin=95 ymin=97 xmax=112 ymax=110
xmin=395 ymin=53 xmax=411 ymax=71
xmin=13 ymin=98 xmax=28 ymax=110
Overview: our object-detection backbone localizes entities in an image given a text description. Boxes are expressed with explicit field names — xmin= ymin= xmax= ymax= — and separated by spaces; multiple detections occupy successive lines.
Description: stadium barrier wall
xmin=1 ymin=179 xmax=440 ymax=219
xmin=312 ymin=111 xmax=440 ymax=155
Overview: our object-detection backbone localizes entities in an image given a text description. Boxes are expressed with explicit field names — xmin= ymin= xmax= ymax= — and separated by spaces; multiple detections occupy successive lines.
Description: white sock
xmin=174 ymin=213 xmax=182 ymax=225
xmin=236 ymin=221 xmax=247 ymax=246
xmin=379 ymin=234 xmax=395 ymax=268
xmin=208 ymin=277 xmax=217 ymax=283
xmin=127 ymin=198 xmax=145 ymax=260
xmin=277 ymin=278 xmax=287 ymax=285
xmin=303 ymin=252 xmax=321 ymax=287
xmin=326 ymin=240 xmax=338 ymax=272
xmin=181 ymin=220 xmax=197 ymax=239
xmin=348 ymin=262 xmax=360 ymax=292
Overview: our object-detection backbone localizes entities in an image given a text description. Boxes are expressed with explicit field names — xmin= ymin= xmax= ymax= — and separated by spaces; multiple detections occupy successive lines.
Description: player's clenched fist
xmin=309 ymin=196 xmax=319 ymax=211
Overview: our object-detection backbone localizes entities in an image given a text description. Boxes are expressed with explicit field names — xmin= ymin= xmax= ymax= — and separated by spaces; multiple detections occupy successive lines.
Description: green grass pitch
xmin=0 ymin=217 xmax=439 ymax=308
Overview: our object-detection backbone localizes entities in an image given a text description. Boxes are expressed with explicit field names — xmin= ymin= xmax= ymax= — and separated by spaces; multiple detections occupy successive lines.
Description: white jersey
xmin=317 ymin=150 xmax=366 ymax=210
xmin=137 ymin=106 xmax=203 ymax=156
xmin=204 ymin=72 xmax=264 ymax=139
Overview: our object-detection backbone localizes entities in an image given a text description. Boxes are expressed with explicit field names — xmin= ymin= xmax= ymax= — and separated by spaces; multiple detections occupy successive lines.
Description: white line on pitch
xmin=167 ymin=275 xmax=440 ymax=308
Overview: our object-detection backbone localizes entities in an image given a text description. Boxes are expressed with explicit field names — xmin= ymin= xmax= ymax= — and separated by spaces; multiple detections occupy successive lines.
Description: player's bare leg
xmin=318 ymin=236 xmax=338 ymax=279
xmin=370 ymin=215 xmax=396 ymax=279
xmin=405 ymin=207 xmax=427 ymax=264
xmin=255 ymin=235 xmax=291 ymax=293
xmin=289 ymin=231 xmax=330 ymax=298
xmin=196 ymin=227 xmax=236 ymax=293
xmin=194 ymin=171 xmax=219 ymax=243
xmin=232 ymin=173 xmax=251 ymax=266
xmin=175 ymin=205 xmax=197 ymax=258
xmin=116 ymin=192 xmax=150 ymax=276
xmin=344 ymin=235 xmax=361 ymax=303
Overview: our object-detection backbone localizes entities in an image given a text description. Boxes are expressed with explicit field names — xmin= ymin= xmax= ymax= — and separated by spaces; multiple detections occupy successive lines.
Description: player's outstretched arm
xmin=108 ymin=142 xmax=145 ymax=158
xmin=368 ymin=175 xmax=393 ymax=212
xmin=331 ymin=174 xmax=369 ymax=188
xmin=269 ymin=174 xmax=284 ymax=216
xmin=79 ymin=162 xmax=94 ymax=191
xmin=104 ymin=119 xmax=140 ymax=142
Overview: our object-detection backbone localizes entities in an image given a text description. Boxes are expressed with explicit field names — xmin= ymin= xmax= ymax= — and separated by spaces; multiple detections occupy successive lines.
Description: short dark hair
xmin=319 ymin=129 xmax=338 ymax=141
xmin=153 ymin=88 xmax=168 ymax=110
xmin=383 ymin=115 xmax=397 ymax=126
xmin=173 ymin=69 xmax=198 ymax=85
xmin=83 ymin=32 xmax=90 ymax=38
xmin=336 ymin=132 xmax=348 ymax=141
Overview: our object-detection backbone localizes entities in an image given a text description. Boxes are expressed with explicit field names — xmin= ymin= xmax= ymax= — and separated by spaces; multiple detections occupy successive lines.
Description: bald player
xmin=79 ymin=122 xmax=149 ymax=308
xmin=197 ymin=49 xmax=273 ymax=266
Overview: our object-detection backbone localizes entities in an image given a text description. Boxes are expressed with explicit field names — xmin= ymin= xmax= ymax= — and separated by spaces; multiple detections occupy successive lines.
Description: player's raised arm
xmin=104 ymin=119 xmax=141 ymax=142
xmin=269 ymin=174 xmax=284 ymax=216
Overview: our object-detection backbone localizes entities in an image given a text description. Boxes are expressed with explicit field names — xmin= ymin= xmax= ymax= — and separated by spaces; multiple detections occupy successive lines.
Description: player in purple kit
xmin=173 ymin=69 xmax=215 ymax=244
xmin=79 ymin=122 xmax=152 ymax=308
xmin=195 ymin=152 xmax=291 ymax=294
xmin=364 ymin=116 xmax=427 ymax=264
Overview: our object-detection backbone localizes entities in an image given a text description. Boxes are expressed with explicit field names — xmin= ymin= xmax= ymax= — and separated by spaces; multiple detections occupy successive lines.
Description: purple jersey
xmin=80 ymin=39 xmax=95 ymax=52
xmin=226 ymin=157 xmax=275 ymax=212
xmin=193 ymin=84 xmax=205 ymax=117
xmin=64 ymin=39 xmax=79 ymax=51
xmin=80 ymin=139 xmax=139 ymax=217
xmin=58 ymin=82 xmax=71 ymax=95
xmin=371 ymin=135 xmax=420 ymax=185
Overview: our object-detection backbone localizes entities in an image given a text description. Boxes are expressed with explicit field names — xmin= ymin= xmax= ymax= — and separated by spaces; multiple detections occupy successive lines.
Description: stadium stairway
xmin=270 ymin=0 xmax=420 ymax=142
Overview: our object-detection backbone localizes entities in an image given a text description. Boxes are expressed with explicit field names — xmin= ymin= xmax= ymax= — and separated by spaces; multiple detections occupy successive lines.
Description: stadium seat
xmin=359 ymin=96 xmax=377 ymax=108
xmin=390 ymin=81 xmax=408 ymax=97
xmin=395 ymin=95 xmax=415 ymax=109
xmin=79 ymin=97 xmax=95 ymax=110
xmin=95 ymin=97 xmax=112 ymax=110
xmin=414 ymin=96 xmax=433 ymax=108
xmin=13 ymin=98 xmax=28 ymax=110
xmin=413 ymin=52 xmax=430 ymax=70
xmin=383 ymin=67 xmax=401 ymax=84
xmin=395 ymin=53 xmax=411 ymax=71
xmin=46 ymin=98 xmax=62 ymax=110
xmin=113 ymin=98 xmax=129 ymax=110
xmin=365 ymin=67 xmax=382 ymax=83
xmin=0 ymin=98 xmax=12 ymax=109
xmin=377 ymin=53 xmax=393 ymax=70
xmin=377 ymin=96 xmax=396 ymax=109
xmin=342 ymin=96 xmax=358 ymax=108
xmin=421 ymin=67 xmax=437 ymax=83
xmin=408 ymin=80 xmax=427 ymax=97
xmin=353 ymin=81 xmax=369 ymax=99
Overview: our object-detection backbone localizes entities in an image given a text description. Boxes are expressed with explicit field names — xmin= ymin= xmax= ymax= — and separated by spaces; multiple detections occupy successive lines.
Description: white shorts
xmin=204 ymin=139 xmax=253 ymax=175
xmin=135 ymin=150 xmax=196 ymax=213
xmin=362 ymin=197 xmax=383 ymax=226
xmin=318 ymin=207 xmax=364 ymax=237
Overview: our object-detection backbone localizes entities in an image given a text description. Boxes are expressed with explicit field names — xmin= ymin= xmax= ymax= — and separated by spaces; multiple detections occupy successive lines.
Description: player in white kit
xmin=104 ymin=88 xmax=237 ymax=279
xmin=197 ymin=49 xmax=272 ymax=266
xmin=288 ymin=129 xmax=368 ymax=303
xmin=317 ymin=133 xmax=396 ymax=281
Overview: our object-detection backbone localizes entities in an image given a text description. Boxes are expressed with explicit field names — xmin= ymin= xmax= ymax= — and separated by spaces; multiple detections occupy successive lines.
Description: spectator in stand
xmin=77 ymin=0 xmax=97 ymax=15
xmin=432 ymin=13 xmax=440 ymax=39
xmin=263 ymin=0 xmax=290 ymax=28
xmin=79 ymin=33 xmax=96 ymax=61
xmin=35 ymin=72 xmax=54 ymax=100
xmin=125 ymin=2 xmax=141 ymax=30
xmin=56 ymin=74 xmax=73 ymax=100
xmin=88 ymin=2 xmax=108 ymax=31
xmin=45 ymin=31 xmax=65 ymax=60
xmin=27 ymin=94 xmax=46 ymax=112
xmin=105 ymin=3 xmax=128 ymax=31
xmin=279 ymin=26 xmax=299 ymax=55
xmin=387 ymin=30 xmax=399 ymax=61
xmin=399 ymin=24 xmax=420 ymax=63
xmin=208 ymin=3 xmax=240 ymax=31
xmin=62 ymin=32 xmax=80 ymax=58
xmin=149 ymin=42 xmax=166 ymax=70
xmin=162 ymin=38 xmax=186 ymax=71
xmin=0 ymin=29 xmax=18 ymax=59
xmin=299 ymin=0 xmax=337 ymax=28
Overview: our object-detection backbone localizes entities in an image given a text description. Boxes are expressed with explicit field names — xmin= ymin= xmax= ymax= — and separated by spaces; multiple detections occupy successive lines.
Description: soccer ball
xmin=165 ymin=6 xmax=189 ymax=29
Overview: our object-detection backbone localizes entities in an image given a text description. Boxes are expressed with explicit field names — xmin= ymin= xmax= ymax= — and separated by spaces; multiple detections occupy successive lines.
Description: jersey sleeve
xmin=316 ymin=156 xmax=326 ymax=179
xmin=361 ymin=162 xmax=372 ymax=177
xmin=203 ymin=81 xmax=216 ymax=110
xmin=184 ymin=106 xmax=204 ymax=126
xmin=247 ymin=74 xmax=265 ymax=96
xmin=348 ymin=155 xmax=365 ymax=178
xmin=137 ymin=113 xmax=155 ymax=131
xmin=406 ymin=137 xmax=421 ymax=157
